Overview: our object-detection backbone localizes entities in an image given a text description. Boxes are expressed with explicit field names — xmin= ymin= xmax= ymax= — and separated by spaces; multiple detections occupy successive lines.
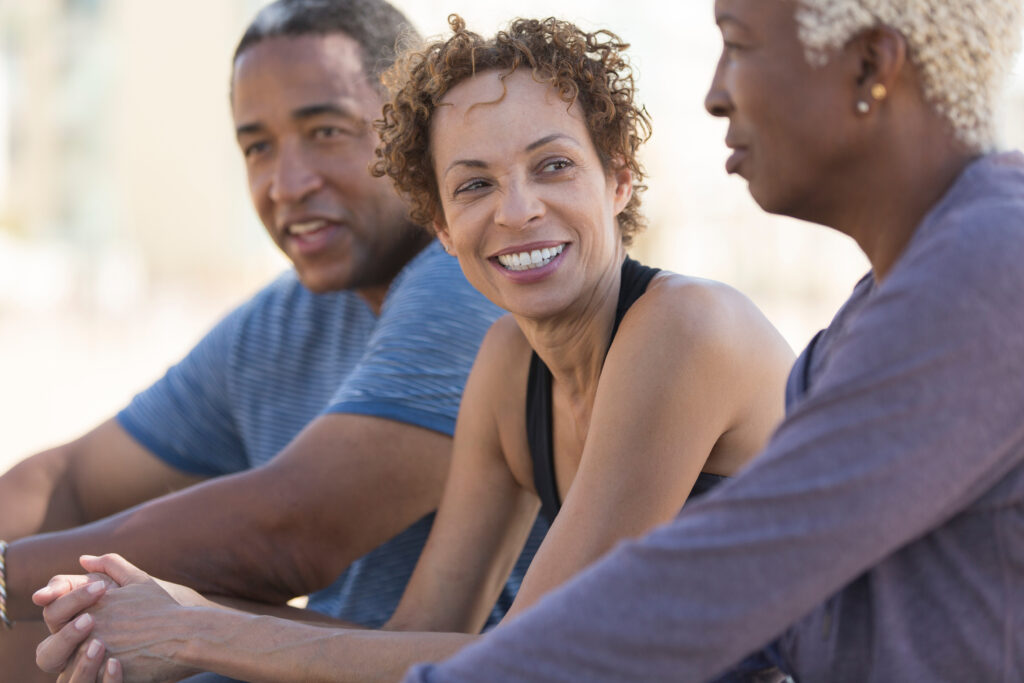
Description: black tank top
xmin=526 ymin=257 xmax=728 ymax=525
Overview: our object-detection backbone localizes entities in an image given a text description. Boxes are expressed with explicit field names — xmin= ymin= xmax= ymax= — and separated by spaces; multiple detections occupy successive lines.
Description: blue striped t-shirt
xmin=117 ymin=241 xmax=545 ymax=627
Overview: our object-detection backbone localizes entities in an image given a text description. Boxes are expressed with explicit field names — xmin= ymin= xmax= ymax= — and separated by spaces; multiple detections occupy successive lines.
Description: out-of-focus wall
xmin=1 ymin=0 xmax=1022 ymax=468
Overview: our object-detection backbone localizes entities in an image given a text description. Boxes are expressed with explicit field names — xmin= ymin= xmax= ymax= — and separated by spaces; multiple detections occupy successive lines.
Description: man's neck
xmin=356 ymin=231 xmax=434 ymax=314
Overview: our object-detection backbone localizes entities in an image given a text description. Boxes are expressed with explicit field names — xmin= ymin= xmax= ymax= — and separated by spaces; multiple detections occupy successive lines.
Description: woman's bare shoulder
xmin=616 ymin=271 xmax=794 ymax=375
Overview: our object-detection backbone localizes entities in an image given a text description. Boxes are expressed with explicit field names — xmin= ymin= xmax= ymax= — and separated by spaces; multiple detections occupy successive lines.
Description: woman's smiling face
xmin=429 ymin=69 xmax=632 ymax=319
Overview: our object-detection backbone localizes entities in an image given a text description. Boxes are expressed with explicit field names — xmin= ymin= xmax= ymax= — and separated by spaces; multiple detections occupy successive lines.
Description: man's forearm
xmin=0 ymin=448 xmax=85 ymax=541
xmin=4 ymin=470 xmax=308 ymax=620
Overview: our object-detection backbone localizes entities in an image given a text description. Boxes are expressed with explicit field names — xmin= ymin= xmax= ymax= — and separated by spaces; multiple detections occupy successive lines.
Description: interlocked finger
xmin=41 ymin=581 xmax=107 ymax=635
xmin=37 ymin=612 xmax=95 ymax=674
xmin=57 ymin=638 xmax=107 ymax=683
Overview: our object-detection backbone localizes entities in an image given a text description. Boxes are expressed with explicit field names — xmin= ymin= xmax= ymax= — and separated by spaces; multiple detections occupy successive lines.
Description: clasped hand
xmin=33 ymin=553 xmax=206 ymax=683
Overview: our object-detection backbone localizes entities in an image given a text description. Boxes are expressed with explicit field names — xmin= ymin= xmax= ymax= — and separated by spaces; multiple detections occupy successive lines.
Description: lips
xmin=725 ymin=147 xmax=748 ymax=175
xmin=287 ymin=219 xmax=330 ymax=236
xmin=280 ymin=217 xmax=342 ymax=254
xmin=495 ymin=244 xmax=566 ymax=271
xmin=724 ymin=134 xmax=749 ymax=175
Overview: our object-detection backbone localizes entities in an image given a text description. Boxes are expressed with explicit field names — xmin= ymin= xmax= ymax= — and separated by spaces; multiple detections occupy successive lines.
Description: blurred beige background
xmin=2 ymin=0 xmax=1023 ymax=468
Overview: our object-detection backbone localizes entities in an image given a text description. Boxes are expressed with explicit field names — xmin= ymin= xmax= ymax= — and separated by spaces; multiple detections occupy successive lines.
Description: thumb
xmin=79 ymin=554 xmax=151 ymax=586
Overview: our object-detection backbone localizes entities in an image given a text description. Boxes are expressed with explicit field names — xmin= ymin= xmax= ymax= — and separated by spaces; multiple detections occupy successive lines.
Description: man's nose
xmin=269 ymin=142 xmax=322 ymax=203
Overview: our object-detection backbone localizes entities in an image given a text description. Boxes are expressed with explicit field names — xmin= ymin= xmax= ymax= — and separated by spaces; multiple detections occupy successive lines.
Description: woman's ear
xmin=610 ymin=160 xmax=633 ymax=215
xmin=432 ymin=214 xmax=455 ymax=255
xmin=850 ymin=25 xmax=908 ymax=110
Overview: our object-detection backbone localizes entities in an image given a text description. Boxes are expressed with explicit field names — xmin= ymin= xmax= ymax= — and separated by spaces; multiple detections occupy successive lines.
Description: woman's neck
xmin=849 ymin=150 xmax=978 ymax=282
xmin=824 ymin=109 xmax=982 ymax=282
xmin=514 ymin=254 xmax=625 ymax=400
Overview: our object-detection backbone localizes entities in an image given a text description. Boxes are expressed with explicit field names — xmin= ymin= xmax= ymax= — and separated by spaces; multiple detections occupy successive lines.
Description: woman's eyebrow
xmin=443 ymin=133 xmax=582 ymax=177
xmin=525 ymin=133 xmax=580 ymax=152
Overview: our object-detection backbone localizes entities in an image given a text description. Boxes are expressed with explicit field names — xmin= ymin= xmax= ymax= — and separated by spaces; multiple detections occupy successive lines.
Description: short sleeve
xmin=325 ymin=242 xmax=503 ymax=436
xmin=116 ymin=301 xmax=250 ymax=477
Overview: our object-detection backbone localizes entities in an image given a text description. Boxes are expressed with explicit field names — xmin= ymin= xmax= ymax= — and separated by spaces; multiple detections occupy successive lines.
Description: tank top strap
xmin=527 ymin=257 xmax=661 ymax=525
xmin=611 ymin=256 xmax=661 ymax=339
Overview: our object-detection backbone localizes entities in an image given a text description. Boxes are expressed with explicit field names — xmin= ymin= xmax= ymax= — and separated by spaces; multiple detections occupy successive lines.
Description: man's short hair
xmin=234 ymin=0 xmax=421 ymax=87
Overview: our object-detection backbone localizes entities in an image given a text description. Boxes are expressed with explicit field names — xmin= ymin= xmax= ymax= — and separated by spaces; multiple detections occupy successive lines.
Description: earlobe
xmin=612 ymin=163 xmax=633 ymax=214
xmin=853 ymin=26 xmax=907 ymax=112
xmin=432 ymin=216 xmax=455 ymax=255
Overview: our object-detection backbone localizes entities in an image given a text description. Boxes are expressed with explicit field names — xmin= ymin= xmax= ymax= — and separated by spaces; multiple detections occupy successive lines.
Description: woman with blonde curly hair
xmin=33 ymin=14 xmax=794 ymax=683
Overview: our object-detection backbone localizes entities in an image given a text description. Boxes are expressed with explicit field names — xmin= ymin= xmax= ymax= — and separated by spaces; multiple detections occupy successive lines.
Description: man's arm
xmin=0 ymin=419 xmax=202 ymax=683
xmin=5 ymin=412 xmax=451 ymax=620
xmin=0 ymin=419 xmax=204 ymax=541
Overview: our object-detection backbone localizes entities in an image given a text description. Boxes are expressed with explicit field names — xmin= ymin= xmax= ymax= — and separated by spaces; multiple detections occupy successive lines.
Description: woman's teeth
xmin=497 ymin=244 xmax=565 ymax=271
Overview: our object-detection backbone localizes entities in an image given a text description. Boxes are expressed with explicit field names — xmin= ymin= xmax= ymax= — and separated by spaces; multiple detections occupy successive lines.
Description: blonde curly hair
xmin=372 ymin=15 xmax=652 ymax=245
xmin=794 ymin=0 xmax=1023 ymax=151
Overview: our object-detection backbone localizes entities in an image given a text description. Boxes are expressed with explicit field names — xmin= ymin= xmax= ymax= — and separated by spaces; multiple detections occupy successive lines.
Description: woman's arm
xmin=504 ymin=277 xmax=793 ymax=617
xmin=384 ymin=316 xmax=542 ymax=633
xmin=36 ymin=554 xmax=477 ymax=683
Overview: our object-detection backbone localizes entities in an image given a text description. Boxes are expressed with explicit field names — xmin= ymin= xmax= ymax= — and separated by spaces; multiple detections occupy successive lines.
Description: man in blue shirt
xmin=0 ymin=1 xmax=541 ymax=679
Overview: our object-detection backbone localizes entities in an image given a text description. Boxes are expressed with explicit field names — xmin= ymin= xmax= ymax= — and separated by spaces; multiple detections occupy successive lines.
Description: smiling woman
xmin=34 ymin=14 xmax=795 ymax=683
xmin=369 ymin=8 xmax=795 ymax=648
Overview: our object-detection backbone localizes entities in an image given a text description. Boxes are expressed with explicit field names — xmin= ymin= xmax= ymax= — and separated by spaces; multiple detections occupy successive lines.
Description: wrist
xmin=0 ymin=540 xmax=12 ymax=629
xmin=179 ymin=606 xmax=257 ymax=676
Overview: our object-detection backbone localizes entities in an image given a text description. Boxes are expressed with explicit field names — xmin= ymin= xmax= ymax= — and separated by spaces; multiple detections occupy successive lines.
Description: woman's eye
xmin=454 ymin=179 xmax=489 ymax=195
xmin=721 ymin=39 xmax=745 ymax=55
xmin=541 ymin=158 xmax=572 ymax=173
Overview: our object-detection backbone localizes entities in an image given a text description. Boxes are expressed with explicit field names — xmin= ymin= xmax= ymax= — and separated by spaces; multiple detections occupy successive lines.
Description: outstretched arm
xmin=37 ymin=555 xmax=476 ymax=683
xmin=5 ymin=413 xmax=452 ymax=620
xmin=0 ymin=419 xmax=203 ymax=544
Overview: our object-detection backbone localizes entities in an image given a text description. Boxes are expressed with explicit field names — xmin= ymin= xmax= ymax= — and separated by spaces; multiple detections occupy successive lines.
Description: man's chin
xmin=294 ymin=266 xmax=352 ymax=294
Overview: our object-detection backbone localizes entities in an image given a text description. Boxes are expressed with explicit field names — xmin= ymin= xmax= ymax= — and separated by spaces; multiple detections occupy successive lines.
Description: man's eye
xmin=244 ymin=141 xmax=270 ymax=158
xmin=312 ymin=126 xmax=345 ymax=139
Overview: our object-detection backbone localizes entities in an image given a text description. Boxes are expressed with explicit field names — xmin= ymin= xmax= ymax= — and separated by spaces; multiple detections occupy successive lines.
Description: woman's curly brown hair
xmin=372 ymin=15 xmax=652 ymax=245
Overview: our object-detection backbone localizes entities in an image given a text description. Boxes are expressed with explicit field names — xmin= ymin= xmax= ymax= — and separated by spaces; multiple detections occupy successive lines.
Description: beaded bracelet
xmin=0 ymin=540 xmax=12 ymax=629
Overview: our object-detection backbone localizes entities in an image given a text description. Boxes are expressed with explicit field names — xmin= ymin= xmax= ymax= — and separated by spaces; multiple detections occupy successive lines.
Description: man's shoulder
xmin=207 ymin=269 xmax=374 ymax=366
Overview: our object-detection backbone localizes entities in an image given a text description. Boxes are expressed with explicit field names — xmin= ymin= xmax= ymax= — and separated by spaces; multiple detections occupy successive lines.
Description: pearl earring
xmin=856 ymin=100 xmax=870 ymax=114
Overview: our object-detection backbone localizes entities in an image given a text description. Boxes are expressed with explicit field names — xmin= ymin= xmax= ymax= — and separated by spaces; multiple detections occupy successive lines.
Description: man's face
xmin=232 ymin=34 xmax=426 ymax=304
